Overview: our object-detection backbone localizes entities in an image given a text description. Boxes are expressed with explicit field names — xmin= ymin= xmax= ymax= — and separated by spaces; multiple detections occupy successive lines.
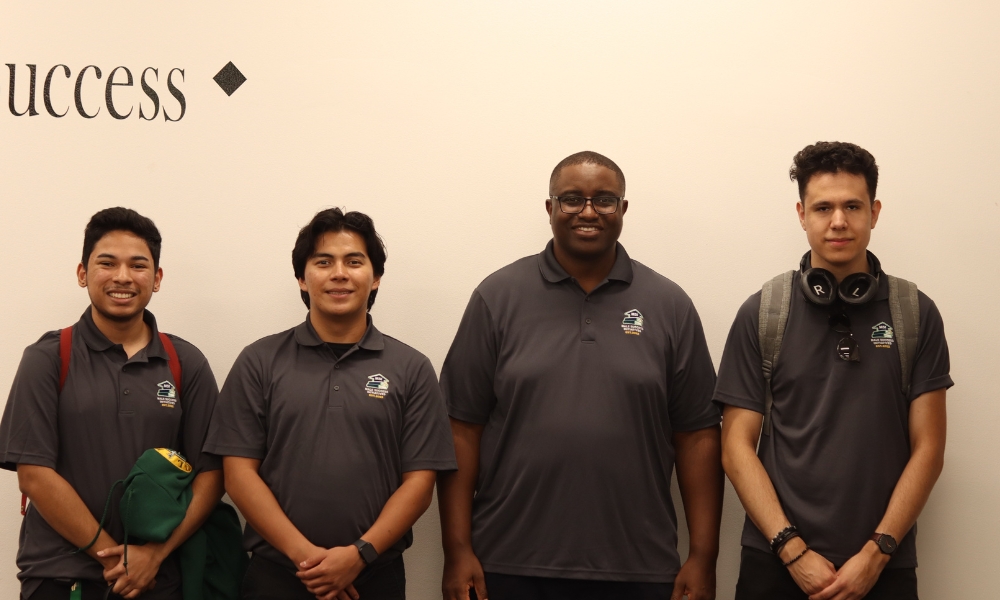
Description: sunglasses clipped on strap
xmin=829 ymin=312 xmax=861 ymax=362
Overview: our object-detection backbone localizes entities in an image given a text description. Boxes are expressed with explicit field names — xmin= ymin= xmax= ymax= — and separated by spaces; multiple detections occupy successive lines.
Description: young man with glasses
xmin=715 ymin=142 xmax=952 ymax=600
xmin=438 ymin=151 xmax=723 ymax=600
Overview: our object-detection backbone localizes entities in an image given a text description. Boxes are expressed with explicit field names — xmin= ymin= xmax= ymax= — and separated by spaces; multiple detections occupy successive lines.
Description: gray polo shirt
xmin=204 ymin=317 xmax=456 ymax=569
xmin=713 ymin=270 xmax=953 ymax=568
xmin=441 ymin=241 xmax=719 ymax=583
xmin=0 ymin=308 xmax=221 ymax=598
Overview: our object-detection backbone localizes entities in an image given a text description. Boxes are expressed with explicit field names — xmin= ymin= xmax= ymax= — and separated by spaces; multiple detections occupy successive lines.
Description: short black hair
xmin=549 ymin=151 xmax=626 ymax=196
xmin=789 ymin=141 xmax=879 ymax=202
xmin=82 ymin=207 xmax=162 ymax=269
xmin=292 ymin=208 xmax=387 ymax=310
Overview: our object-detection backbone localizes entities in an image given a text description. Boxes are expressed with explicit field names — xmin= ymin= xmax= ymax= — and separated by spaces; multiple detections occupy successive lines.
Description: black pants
xmin=26 ymin=579 xmax=122 ymax=600
xmin=26 ymin=579 xmax=182 ymax=600
xmin=26 ymin=566 xmax=183 ymax=600
xmin=735 ymin=547 xmax=918 ymax=600
xmin=477 ymin=572 xmax=674 ymax=600
xmin=241 ymin=553 xmax=406 ymax=600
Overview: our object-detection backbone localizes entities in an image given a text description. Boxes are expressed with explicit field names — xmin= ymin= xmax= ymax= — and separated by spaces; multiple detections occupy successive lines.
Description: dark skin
xmin=438 ymin=420 xmax=487 ymax=600
xmin=438 ymin=162 xmax=723 ymax=599
xmin=545 ymin=162 xmax=628 ymax=292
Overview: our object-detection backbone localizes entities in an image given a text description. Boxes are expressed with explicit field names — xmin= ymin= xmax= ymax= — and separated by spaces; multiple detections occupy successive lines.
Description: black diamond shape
xmin=214 ymin=62 xmax=246 ymax=96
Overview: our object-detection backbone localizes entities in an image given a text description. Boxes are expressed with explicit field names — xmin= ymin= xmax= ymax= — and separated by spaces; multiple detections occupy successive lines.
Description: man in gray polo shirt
xmin=438 ymin=151 xmax=724 ymax=600
xmin=205 ymin=208 xmax=456 ymax=600
xmin=0 ymin=207 xmax=224 ymax=599
xmin=716 ymin=142 xmax=952 ymax=600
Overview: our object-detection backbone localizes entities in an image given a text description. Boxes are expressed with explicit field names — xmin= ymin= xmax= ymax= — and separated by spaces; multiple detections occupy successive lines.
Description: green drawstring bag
xmin=82 ymin=448 xmax=195 ymax=572
xmin=80 ymin=448 xmax=246 ymax=599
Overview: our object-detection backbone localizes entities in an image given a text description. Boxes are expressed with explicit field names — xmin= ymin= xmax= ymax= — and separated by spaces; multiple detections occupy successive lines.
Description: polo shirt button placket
xmin=582 ymin=310 xmax=596 ymax=342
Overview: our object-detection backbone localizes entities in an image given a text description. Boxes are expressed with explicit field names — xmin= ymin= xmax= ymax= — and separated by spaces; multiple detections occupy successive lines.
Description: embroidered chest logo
xmin=156 ymin=381 xmax=178 ymax=408
xmin=622 ymin=309 xmax=644 ymax=336
xmin=365 ymin=374 xmax=390 ymax=399
xmin=871 ymin=322 xmax=895 ymax=349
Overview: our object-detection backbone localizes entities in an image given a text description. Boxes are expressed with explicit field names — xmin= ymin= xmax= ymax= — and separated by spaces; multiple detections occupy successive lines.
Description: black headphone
xmin=799 ymin=251 xmax=881 ymax=306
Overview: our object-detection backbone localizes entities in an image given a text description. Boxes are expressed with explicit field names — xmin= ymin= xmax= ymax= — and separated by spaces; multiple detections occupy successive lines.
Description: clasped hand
xmin=297 ymin=545 xmax=365 ymax=600
xmin=98 ymin=543 xmax=164 ymax=599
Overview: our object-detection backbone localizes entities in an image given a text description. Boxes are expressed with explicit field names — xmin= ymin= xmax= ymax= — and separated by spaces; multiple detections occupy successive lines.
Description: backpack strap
xmin=59 ymin=326 xmax=73 ymax=392
xmin=887 ymin=275 xmax=920 ymax=398
xmin=158 ymin=332 xmax=182 ymax=399
xmin=758 ymin=271 xmax=794 ymax=437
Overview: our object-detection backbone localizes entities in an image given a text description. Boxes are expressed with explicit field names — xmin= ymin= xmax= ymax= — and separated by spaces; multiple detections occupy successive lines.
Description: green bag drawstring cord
xmin=121 ymin=486 xmax=134 ymax=575
xmin=77 ymin=479 xmax=125 ymax=554
xmin=76 ymin=479 xmax=132 ymax=575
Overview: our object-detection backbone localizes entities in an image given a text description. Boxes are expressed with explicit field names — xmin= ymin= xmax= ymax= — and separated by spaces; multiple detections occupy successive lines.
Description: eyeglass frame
xmin=828 ymin=313 xmax=861 ymax=362
xmin=548 ymin=195 xmax=625 ymax=215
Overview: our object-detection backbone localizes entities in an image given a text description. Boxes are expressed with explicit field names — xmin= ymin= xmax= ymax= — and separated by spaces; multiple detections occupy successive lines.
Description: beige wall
xmin=2 ymin=2 xmax=997 ymax=597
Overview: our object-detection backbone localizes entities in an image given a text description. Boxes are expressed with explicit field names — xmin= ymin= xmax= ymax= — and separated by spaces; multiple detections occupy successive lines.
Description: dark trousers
xmin=478 ymin=572 xmax=674 ymax=600
xmin=26 ymin=579 xmax=122 ymax=600
xmin=24 ymin=553 xmax=182 ymax=600
xmin=735 ymin=547 xmax=918 ymax=600
xmin=241 ymin=553 xmax=406 ymax=600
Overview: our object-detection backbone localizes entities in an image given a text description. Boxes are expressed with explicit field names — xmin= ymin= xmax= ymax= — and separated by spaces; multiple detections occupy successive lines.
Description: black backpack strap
xmin=887 ymin=275 xmax=920 ymax=397
xmin=758 ymin=271 xmax=794 ymax=437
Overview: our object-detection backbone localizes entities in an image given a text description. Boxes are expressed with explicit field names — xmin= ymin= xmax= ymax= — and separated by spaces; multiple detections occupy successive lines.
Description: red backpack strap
xmin=58 ymin=326 xmax=73 ymax=392
xmin=159 ymin=332 xmax=182 ymax=398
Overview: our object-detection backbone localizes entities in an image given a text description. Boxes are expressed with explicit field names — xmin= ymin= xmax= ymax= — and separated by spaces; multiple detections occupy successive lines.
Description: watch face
xmin=878 ymin=534 xmax=898 ymax=554
xmin=356 ymin=540 xmax=378 ymax=564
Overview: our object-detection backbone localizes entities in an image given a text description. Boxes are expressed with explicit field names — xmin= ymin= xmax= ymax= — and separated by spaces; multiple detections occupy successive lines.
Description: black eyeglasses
xmin=829 ymin=313 xmax=860 ymax=362
xmin=549 ymin=195 xmax=623 ymax=214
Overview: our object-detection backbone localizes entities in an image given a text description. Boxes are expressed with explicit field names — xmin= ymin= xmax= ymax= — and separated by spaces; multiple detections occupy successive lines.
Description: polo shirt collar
xmin=294 ymin=314 xmax=385 ymax=351
xmin=537 ymin=239 xmax=634 ymax=285
xmin=77 ymin=307 xmax=168 ymax=360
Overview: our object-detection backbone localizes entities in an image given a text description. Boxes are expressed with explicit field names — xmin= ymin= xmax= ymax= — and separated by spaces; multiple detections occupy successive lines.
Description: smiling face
xmin=546 ymin=162 xmax=628 ymax=264
xmin=797 ymin=170 xmax=881 ymax=279
xmin=77 ymin=230 xmax=162 ymax=325
xmin=298 ymin=230 xmax=381 ymax=330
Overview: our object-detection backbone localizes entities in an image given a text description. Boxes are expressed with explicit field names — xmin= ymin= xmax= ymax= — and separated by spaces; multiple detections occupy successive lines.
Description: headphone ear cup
xmin=800 ymin=268 xmax=837 ymax=306
xmin=838 ymin=272 xmax=878 ymax=305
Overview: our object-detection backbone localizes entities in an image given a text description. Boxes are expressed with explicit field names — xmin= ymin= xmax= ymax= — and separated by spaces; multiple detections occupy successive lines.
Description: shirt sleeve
xmin=173 ymin=337 xmax=222 ymax=474
xmin=203 ymin=344 xmax=269 ymax=460
xmin=907 ymin=293 xmax=953 ymax=400
xmin=0 ymin=333 xmax=61 ymax=471
xmin=666 ymin=298 xmax=721 ymax=432
xmin=399 ymin=355 xmax=458 ymax=473
xmin=713 ymin=292 xmax=767 ymax=414
xmin=440 ymin=290 xmax=499 ymax=425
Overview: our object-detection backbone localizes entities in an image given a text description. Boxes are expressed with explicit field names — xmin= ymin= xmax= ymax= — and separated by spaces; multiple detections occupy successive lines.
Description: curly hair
xmin=789 ymin=141 xmax=878 ymax=202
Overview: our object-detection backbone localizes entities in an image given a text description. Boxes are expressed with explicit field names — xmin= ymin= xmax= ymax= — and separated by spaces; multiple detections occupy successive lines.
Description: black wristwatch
xmin=870 ymin=532 xmax=897 ymax=555
xmin=353 ymin=539 xmax=379 ymax=565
